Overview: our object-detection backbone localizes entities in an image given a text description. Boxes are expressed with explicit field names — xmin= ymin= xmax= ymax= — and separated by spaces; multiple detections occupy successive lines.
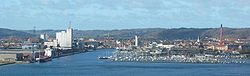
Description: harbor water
xmin=0 ymin=49 xmax=250 ymax=76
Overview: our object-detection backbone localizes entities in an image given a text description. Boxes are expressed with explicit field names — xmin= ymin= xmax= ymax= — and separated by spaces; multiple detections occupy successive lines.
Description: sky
xmin=0 ymin=0 xmax=250 ymax=30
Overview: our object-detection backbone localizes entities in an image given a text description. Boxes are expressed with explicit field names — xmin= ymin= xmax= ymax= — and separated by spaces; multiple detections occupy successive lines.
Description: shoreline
xmin=0 ymin=62 xmax=15 ymax=66
xmin=0 ymin=48 xmax=106 ymax=66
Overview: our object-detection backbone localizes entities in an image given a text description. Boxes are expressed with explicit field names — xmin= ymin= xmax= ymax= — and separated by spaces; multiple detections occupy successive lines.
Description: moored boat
xmin=98 ymin=56 xmax=109 ymax=59
xmin=39 ymin=57 xmax=52 ymax=62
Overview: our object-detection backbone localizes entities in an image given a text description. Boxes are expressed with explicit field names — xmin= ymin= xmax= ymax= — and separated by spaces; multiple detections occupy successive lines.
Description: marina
xmin=1 ymin=0 xmax=250 ymax=76
xmin=107 ymin=41 xmax=250 ymax=64
xmin=105 ymin=50 xmax=248 ymax=64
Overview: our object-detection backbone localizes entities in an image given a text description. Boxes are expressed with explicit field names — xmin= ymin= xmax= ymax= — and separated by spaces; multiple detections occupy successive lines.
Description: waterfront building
xmin=0 ymin=49 xmax=43 ymax=62
xmin=56 ymin=26 xmax=73 ymax=49
xmin=0 ymin=53 xmax=23 ymax=62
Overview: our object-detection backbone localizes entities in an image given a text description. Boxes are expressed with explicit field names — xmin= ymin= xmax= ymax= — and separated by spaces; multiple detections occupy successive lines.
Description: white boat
xmin=98 ymin=56 xmax=109 ymax=59
xmin=36 ymin=48 xmax=53 ymax=63
xmin=98 ymin=50 xmax=110 ymax=59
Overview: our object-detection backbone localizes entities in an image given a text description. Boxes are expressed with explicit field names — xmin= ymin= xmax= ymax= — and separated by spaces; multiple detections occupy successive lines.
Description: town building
xmin=40 ymin=34 xmax=49 ymax=41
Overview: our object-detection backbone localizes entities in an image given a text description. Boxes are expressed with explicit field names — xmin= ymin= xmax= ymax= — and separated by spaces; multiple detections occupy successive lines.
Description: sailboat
xmin=98 ymin=50 xmax=110 ymax=59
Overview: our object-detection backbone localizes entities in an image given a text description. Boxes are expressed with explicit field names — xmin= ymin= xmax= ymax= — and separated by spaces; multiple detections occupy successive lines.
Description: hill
xmin=0 ymin=27 xmax=247 ymax=40
xmin=0 ymin=28 xmax=34 ymax=39
xmin=22 ymin=28 xmax=250 ymax=40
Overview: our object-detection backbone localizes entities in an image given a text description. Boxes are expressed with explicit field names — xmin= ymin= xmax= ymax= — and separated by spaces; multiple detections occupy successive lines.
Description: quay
xmin=0 ymin=26 xmax=100 ymax=65
xmin=0 ymin=61 xmax=15 ymax=66
xmin=0 ymin=48 xmax=90 ymax=65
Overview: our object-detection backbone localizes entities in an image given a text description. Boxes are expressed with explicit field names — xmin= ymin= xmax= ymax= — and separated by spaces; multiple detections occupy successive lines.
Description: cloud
xmin=0 ymin=0 xmax=250 ymax=30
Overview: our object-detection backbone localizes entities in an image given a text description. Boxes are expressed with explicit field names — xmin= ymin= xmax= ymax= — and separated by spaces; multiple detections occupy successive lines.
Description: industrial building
xmin=56 ymin=26 xmax=73 ymax=49
xmin=0 ymin=53 xmax=23 ymax=62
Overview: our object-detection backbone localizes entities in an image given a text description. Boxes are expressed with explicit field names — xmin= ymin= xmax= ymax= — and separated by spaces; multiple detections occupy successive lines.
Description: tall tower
xmin=135 ymin=35 xmax=138 ymax=46
xmin=220 ymin=24 xmax=223 ymax=48
xmin=56 ymin=22 xmax=73 ymax=49
xmin=66 ymin=22 xmax=73 ymax=48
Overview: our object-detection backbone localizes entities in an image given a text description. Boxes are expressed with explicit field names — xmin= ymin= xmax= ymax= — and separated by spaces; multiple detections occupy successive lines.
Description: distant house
xmin=85 ymin=41 xmax=100 ymax=49
xmin=239 ymin=45 xmax=250 ymax=51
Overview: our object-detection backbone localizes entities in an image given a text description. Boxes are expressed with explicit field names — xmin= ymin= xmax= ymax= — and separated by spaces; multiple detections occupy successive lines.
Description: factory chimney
xmin=220 ymin=24 xmax=223 ymax=48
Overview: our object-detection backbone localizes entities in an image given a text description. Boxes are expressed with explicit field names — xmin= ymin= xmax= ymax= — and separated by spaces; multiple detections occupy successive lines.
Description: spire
xmin=68 ymin=21 xmax=72 ymax=29
xmin=197 ymin=36 xmax=200 ymax=43
xmin=108 ymin=32 xmax=110 ymax=37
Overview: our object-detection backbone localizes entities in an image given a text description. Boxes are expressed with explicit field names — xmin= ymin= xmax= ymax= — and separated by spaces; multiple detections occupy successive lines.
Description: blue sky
xmin=0 ymin=0 xmax=250 ymax=30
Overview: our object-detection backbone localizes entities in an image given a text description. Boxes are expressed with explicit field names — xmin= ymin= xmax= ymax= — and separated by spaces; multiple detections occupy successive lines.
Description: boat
xmin=98 ymin=56 xmax=109 ymax=59
xmin=37 ymin=56 xmax=52 ymax=63
xmin=36 ymin=47 xmax=53 ymax=63
xmin=98 ymin=50 xmax=110 ymax=59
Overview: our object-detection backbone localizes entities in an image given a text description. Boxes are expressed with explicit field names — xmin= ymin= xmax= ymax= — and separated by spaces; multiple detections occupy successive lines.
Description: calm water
xmin=0 ymin=49 xmax=250 ymax=76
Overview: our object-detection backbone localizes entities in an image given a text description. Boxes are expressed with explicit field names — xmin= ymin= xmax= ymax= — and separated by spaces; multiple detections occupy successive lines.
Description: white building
xmin=157 ymin=44 xmax=175 ymax=49
xmin=40 ymin=34 xmax=49 ymax=41
xmin=56 ymin=26 xmax=73 ymax=49
xmin=40 ymin=34 xmax=45 ymax=40
xmin=44 ymin=40 xmax=58 ymax=48
xmin=135 ymin=35 xmax=138 ymax=46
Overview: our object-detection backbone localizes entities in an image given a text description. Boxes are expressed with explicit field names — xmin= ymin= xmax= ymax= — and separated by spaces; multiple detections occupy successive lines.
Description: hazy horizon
xmin=2 ymin=26 xmax=250 ymax=31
